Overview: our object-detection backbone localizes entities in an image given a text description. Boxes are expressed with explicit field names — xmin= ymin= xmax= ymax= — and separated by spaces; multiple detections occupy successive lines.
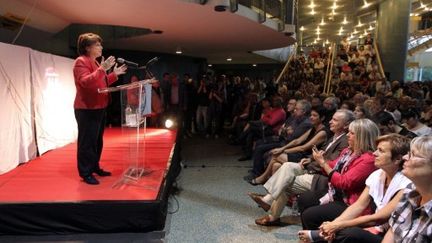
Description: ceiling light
xmin=226 ymin=57 xmax=232 ymax=62
xmin=357 ymin=19 xmax=364 ymax=27
xmin=175 ymin=47 xmax=182 ymax=54
xmin=329 ymin=9 xmax=337 ymax=16
xmin=342 ymin=16 xmax=348 ymax=25
xmin=331 ymin=2 xmax=338 ymax=10
xmin=362 ymin=0 xmax=371 ymax=8
xmin=310 ymin=9 xmax=316 ymax=15
xmin=300 ymin=26 xmax=305 ymax=31
xmin=353 ymin=28 xmax=358 ymax=34
xmin=309 ymin=1 xmax=316 ymax=8
xmin=368 ymin=25 xmax=374 ymax=31
xmin=320 ymin=17 xmax=326 ymax=26
xmin=252 ymin=64 xmax=257 ymax=67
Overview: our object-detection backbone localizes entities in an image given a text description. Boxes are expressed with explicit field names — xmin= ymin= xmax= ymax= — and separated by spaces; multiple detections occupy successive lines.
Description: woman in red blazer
xmin=73 ymin=33 xmax=126 ymax=185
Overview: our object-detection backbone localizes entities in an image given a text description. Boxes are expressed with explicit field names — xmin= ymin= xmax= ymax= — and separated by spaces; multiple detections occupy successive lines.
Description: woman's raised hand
xmin=113 ymin=63 xmax=127 ymax=76
xmin=100 ymin=56 xmax=116 ymax=71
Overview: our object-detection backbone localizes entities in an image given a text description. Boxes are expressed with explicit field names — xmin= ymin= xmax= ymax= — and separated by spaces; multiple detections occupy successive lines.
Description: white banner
xmin=0 ymin=42 xmax=37 ymax=174
xmin=30 ymin=49 xmax=77 ymax=155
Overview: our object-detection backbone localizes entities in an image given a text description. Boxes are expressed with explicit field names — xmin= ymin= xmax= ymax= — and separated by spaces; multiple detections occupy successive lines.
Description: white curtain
xmin=30 ymin=49 xmax=77 ymax=155
xmin=0 ymin=42 xmax=37 ymax=174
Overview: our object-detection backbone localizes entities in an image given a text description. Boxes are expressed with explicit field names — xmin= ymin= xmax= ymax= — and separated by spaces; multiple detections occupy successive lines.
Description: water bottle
xmin=125 ymin=105 xmax=133 ymax=126
xmin=291 ymin=196 xmax=300 ymax=216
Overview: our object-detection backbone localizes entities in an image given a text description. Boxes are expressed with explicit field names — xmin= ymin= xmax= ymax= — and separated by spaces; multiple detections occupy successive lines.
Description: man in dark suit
xmin=249 ymin=109 xmax=354 ymax=226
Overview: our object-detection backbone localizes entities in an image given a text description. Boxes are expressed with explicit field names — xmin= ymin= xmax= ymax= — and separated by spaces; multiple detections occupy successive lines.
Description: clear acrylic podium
xmin=98 ymin=79 xmax=153 ymax=188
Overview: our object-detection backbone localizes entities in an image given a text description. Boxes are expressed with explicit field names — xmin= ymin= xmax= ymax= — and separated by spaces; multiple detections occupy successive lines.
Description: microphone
xmin=146 ymin=57 xmax=159 ymax=66
xmin=117 ymin=58 xmax=139 ymax=67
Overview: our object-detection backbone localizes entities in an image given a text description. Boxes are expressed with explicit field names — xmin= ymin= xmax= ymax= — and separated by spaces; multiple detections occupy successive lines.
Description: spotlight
xmin=165 ymin=119 xmax=174 ymax=129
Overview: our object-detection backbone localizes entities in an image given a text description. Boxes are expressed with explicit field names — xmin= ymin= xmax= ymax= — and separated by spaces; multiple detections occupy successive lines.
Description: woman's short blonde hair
xmin=410 ymin=135 xmax=432 ymax=163
xmin=349 ymin=118 xmax=380 ymax=153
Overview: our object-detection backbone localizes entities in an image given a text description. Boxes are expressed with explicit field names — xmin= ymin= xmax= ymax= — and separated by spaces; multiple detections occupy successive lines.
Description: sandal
xmin=255 ymin=215 xmax=281 ymax=226
xmin=249 ymin=178 xmax=261 ymax=186
xmin=248 ymin=192 xmax=270 ymax=211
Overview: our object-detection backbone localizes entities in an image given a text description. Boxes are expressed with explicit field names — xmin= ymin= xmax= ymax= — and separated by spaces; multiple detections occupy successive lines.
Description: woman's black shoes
xmin=95 ymin=169 xmax=112 ymax=177
xmin=83 ymin=175 xmax=99 ymax=185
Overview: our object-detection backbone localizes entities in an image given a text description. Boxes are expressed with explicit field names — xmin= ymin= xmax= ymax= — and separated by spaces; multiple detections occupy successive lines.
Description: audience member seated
xmin=401 ymin=109 xmax=432 ymax=136
xmin=285 ymin=98 xmax=297 ymax=120
xmin=322 ymin=97 xmax=339 ymax=125
xmin=236 ymin=97 xmax=286 ymax=161
xmin=340 ymin=65 xmax=353 ymax=83
xmin=228 ymin=94 xmax=263 ymax=138
xmin=243 ymin=100 xmax=312 ymax=179
xmin=382 ymin=136 xmax=432 ymax=243
xmin=299 ymin=134 xmax=411 ymax=243
xmin=247 ymin=110 xmax=355 ymax=226
xmin=340 ymin=100 xmax=355 ymax=111
xmin=249 ymin=106 xmax=330 ymax=185
xmin=373 ymin=111 xmax=417 ymax=138
xmin=296 ymin=118 xmax=379 ymax=214
xmin=385 ymin=97 xmax=402 ymax=122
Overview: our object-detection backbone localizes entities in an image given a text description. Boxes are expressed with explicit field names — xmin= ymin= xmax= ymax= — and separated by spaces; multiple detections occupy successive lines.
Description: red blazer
xmin=328 ymin=148 xmax=377 ymax=207
xmin=73 ymin=55 xmax=118 ymax=109
xmin=261 ymin=107 xmax=286 ymax=134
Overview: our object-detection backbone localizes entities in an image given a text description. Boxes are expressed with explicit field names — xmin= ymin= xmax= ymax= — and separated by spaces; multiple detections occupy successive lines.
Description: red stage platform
xmin=0 ymin=127 xmax=181 ymax=235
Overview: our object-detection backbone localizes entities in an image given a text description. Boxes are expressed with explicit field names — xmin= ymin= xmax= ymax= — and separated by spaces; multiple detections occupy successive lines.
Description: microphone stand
xmin=138 ymin=57 xmax=159 ymax=79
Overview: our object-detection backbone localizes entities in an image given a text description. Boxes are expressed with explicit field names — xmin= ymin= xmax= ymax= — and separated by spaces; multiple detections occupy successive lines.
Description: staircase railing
xmin=275 ymin=43 xmax=297 ymax=84
xmin=323 ymin=43 xmax=336 ymax=95
xmin=373 ymin=41 xmax=387 ymax=80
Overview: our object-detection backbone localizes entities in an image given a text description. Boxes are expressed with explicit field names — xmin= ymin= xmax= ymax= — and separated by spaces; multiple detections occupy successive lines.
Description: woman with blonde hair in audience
xmin=251 ymin=118 xmax=377 ymax=226
xmin=382 ymin=135 xmax=432 ymax=243
xmin=298 ymin=134 xmax=411 ymax=243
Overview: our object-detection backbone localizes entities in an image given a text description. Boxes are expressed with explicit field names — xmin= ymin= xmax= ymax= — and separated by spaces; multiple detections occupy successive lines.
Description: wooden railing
xmin=373 ymin=41 xmax=386 ymax=80
xmin=323 ymin=43 xmax=336 ymax=95
xmin=275 ymin=43 xmax=297 ymax=84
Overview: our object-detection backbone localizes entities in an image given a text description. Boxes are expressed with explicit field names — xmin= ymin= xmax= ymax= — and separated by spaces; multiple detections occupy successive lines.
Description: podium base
xmin=113 ymin=166 xmax=155 ymax=189
xmin=124 ymin=166 xmax=146 ymax=180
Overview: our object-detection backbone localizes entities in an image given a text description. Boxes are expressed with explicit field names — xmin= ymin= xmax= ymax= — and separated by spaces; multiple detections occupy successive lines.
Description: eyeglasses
xmin=408 ymin=152 xmax=426 ymax=159
xmin=404 ymin=152 xmax=428 ymax=164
